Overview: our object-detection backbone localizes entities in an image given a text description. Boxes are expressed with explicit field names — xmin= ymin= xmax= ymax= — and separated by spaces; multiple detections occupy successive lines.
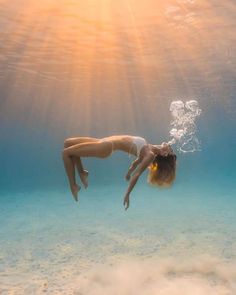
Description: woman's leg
xmin=62 ymin=141 xmax=112 ymax=201
xmin=64 ymin=137 xmax=99 ymax=189
xmin=62 ymin=150 xmax=80 ymax=201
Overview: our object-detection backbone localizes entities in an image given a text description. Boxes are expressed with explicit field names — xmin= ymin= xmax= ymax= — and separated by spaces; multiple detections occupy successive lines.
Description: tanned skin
xmin=62 ymin=135 xmax=173 ymax=209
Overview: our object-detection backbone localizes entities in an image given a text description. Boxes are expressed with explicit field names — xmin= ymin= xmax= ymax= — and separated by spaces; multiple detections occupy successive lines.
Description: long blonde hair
xmin=148 ymin=153 xmax=177 ymax=187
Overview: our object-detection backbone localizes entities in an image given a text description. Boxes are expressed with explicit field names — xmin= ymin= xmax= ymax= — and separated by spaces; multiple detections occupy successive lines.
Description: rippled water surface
xmin=0 ymin=0 xmax=236 ymax=294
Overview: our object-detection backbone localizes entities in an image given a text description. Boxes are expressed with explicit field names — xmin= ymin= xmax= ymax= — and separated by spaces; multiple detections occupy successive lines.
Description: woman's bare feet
xmin=79 ymin=170 xmax=89 ymax=189
xmin=70 ymin=184 xmax=81 ymax=202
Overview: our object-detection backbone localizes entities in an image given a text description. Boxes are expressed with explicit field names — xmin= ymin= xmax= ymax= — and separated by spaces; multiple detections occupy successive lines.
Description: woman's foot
xmin=70 ymin=184 xmax=81 ymax=202
xmin=80 ymin=170 xmax=89 ymax=189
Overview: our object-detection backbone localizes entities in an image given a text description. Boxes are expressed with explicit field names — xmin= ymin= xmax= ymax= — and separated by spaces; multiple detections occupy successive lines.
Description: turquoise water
xmin=0 ymin=1 xmax=236 ymax=294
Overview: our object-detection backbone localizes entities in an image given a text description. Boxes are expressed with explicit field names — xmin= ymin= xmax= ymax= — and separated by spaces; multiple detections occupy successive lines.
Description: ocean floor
xmin=0 ymin=184 xmax=236 ymax=294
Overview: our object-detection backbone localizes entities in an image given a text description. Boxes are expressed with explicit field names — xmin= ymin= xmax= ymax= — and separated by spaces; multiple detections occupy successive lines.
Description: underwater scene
xmin=0 ymin=0 xmax=236 ymax=294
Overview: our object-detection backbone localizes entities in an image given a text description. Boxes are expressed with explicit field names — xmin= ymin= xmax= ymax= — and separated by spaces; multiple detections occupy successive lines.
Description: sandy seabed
xmin=1 ymin=187 xmax=236 ymax=294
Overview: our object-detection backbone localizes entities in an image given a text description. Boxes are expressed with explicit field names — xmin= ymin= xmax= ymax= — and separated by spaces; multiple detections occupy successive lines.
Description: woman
xmin=62 ymin=135 xmax=177 ymax=209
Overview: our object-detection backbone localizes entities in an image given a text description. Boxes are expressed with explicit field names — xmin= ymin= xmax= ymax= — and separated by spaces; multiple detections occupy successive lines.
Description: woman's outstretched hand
xmin=123 ymin=194 xmax=130 ymax=210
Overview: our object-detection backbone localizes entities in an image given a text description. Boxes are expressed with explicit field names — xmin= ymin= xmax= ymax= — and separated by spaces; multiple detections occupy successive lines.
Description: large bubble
xmin=168 ymin=99 xmax=202 ymax=153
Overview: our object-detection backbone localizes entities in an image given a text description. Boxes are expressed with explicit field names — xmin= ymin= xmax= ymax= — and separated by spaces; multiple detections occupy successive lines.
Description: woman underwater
xmin=62 ymin=135 xmax=177 ymax=209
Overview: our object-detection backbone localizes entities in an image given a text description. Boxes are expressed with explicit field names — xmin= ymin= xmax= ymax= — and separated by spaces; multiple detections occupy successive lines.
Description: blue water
xmin=0 ymin=0 xmax=236 ymax=294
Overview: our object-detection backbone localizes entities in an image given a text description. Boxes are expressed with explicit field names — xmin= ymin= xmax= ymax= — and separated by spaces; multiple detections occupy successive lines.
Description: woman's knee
xmin=64 ymin=138 xmax=73 ymax=148
xmin=62 ymin=148 xmax=71 ymax=159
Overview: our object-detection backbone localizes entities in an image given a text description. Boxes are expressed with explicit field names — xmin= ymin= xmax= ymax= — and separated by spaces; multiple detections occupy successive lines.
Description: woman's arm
xmin=125 ymin=157 xmax=141 ymax=180
xmin=123 ymin=152 xmax=155 ymax=210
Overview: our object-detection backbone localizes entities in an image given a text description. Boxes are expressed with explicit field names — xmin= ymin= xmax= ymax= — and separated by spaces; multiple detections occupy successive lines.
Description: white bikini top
xmin=129 ymin=136 xmax=147 ymax=157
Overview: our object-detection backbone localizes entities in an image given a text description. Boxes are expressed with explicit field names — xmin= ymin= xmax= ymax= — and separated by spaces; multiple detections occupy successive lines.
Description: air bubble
xmin=167 ymin=99 xmax=202 ymax=153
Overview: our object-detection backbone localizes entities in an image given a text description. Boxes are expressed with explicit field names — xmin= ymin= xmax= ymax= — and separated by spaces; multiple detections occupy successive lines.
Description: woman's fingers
xmin=125 ymin=201 xmax=129 ymax=210
xmin=123 ymin=195 xmax=130 ymax=210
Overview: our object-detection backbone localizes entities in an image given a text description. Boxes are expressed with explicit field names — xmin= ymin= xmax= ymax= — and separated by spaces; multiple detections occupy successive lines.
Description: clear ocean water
xmin=0 ymin=1 xmax=236 ymax=294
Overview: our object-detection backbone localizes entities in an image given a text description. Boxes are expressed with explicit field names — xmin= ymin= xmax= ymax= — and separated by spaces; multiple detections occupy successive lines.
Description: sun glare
xmin=0 ymin=0 xmax=235 ymax=137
